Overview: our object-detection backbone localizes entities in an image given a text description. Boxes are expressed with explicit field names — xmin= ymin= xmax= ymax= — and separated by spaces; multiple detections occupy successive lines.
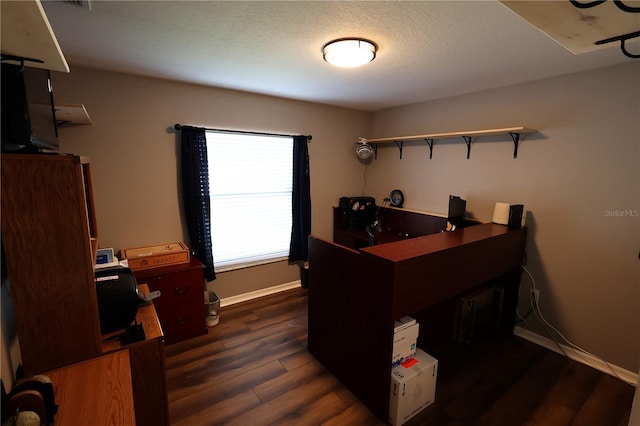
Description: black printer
xmin=94 ymin=266 xmax=139 ymax=334
xmin=339 ymin=196 xmax=376 ymax=231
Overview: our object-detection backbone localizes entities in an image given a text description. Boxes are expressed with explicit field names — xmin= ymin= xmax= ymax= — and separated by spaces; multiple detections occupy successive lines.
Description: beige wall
xmin=50 ymin=67 xmax=371 ymax=299
xmin=367 ymin=62 xmax=639 ymax=373
xmin=2 ymin=62 xmax=637 ymax=386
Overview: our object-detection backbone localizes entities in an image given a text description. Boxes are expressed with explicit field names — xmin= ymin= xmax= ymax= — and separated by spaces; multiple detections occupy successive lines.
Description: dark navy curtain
xmin=180 ymin=126 xmax=216 ymax=281
xmin=289 ymin=136 xmax=311 ymax=262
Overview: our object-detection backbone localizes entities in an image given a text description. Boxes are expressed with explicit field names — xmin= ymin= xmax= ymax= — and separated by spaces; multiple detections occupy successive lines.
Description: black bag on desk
xmin=95 ymin=266 xmax=139 ymax=334
xmin=339 ymin=196 xmax=376 ymax=231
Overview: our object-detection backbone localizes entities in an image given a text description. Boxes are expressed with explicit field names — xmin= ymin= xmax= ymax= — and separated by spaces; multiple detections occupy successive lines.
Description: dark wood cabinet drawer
xmin=150 ymin=268 xmax=202 ymax=311
xmin=158 ymin=305 xmax=206 ymax=342
xmin=132 ymin=257 xmax=207 ymax=344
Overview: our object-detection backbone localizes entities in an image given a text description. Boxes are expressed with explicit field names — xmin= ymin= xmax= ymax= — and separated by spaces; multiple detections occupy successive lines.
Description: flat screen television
xmin=1 ymin=62 xmax=59 ymax=153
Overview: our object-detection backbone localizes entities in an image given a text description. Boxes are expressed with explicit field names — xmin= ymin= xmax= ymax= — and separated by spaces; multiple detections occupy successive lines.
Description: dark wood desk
xmin=308 ymin=208 xmax=526 ymax=421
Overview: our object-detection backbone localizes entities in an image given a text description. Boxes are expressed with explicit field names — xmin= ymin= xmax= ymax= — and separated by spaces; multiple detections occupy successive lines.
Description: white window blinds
xmin=206 ymin=131 xmax=293 ymax=272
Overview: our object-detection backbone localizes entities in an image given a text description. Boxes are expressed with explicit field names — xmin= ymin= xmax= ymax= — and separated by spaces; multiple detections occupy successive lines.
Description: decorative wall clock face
xmin=390 ymin=189 xmax=404 ymax=208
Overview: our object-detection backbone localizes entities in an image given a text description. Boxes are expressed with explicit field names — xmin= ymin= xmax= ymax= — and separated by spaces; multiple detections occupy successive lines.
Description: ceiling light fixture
xmin=323 ymin=38 xmax=377 ymax=68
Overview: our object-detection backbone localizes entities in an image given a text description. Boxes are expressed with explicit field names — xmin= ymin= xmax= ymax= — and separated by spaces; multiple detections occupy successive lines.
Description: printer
xmin=94 ymin=266 xmax=139 ymax=334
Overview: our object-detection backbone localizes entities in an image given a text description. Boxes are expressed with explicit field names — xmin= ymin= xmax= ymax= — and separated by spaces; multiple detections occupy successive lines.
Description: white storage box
xmin=392 ymin=317 xmax=419 ymax=367
xmin=389 ymin=349 xmax=438 ymax=426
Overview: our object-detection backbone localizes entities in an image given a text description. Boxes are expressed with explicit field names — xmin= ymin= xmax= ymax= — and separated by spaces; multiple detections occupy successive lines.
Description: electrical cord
xmin=515 ymin=305 xmax=533 ymax=327
xmin=515 ymin=249 xmax=533 ymax=325
xmin=521 ymin=265 xmax=623 ymax=381
xmin=361 ymin=162 xmax=368 ymax=196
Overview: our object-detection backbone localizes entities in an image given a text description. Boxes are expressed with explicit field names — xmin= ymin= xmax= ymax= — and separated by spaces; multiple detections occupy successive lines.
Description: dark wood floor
xmin=164 ymin=288 xmax=634 ymax=426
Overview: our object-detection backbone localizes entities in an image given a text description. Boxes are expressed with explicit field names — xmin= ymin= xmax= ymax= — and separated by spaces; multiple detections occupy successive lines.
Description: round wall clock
xmin=389 ymin=189 xmax=404 ymax=208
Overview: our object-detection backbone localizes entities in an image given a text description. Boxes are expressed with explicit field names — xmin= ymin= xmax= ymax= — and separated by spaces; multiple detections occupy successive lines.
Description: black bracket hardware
xmin=372 ymin=143 xmax=378 ymax=160
xmin=462 ymin=136 xmax=472 ymax=159
xmin=614 ymin=0 xmax=640 ymax=13
xmin=509 ymin=132 xmax=521 ymax=158
xmin=570 ymin=0 xmax=640 ymax=59
xmin=424 ymin=138 xmax=435 ymax=159
xmin=0 ymin=54 xmax=44 ymax=68
xmin=571 ymin=0 xmax=640 ymax=13
xmin=569 ymin=0 xmax=606 ymax=8
xmin=394 ymin=141 xmax=403 ymax=159
xmin=595 ymin=30 xmax=640 ymax=59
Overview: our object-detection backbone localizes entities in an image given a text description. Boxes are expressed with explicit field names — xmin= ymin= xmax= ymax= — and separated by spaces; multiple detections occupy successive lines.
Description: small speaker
xmin=508 ymin=204 xmax=524 ymax=229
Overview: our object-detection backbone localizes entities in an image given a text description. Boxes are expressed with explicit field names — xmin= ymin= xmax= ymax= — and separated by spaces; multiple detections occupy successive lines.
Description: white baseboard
xmin=514 ymin=326 xmax=638 ymax=386
xmin=219 ymin=280 xmax=302 ymax=308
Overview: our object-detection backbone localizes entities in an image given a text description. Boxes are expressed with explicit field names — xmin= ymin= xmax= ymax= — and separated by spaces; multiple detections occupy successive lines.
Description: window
xmin=206 ymin=131 xmax=293 ymax=272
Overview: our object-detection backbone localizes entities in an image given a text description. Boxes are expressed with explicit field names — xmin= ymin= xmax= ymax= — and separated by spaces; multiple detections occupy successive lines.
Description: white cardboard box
xmin=389 ymin=349 xmax=438 ymax=426
xmin=392 ymin=319 xmax=419 ymax=367
xmin=394 ymin=316 xmax=416 ymax=332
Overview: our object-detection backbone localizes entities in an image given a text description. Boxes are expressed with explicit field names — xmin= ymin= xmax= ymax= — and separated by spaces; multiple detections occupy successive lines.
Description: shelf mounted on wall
xmin=359 ymin=126 xmax=537 ymax=160
xmin=55 ymin=103 xmax=92 ymax=126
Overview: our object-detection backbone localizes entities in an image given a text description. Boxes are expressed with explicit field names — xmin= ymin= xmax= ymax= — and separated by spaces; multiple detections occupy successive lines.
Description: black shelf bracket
xmin=424 ymin=138 xmax=435 ymax=159
xmin=462 ymin=136 xmax=472 ymax=159
xmin=570 ymin=1 xmax=640 ymax=59
xmin=373 ymin=143 xmax=379 ymax=160
xmin=394 ymin=141 xmax=404 ymax=159
xmin=595 ymin=30 xmax=640 ymax=59
xmin=509 ymin=132 xmax=521 ymax=158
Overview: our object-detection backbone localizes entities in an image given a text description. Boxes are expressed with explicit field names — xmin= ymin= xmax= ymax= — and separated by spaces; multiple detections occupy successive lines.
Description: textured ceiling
xmin=41 ymin=0 xmax=639 ymax=111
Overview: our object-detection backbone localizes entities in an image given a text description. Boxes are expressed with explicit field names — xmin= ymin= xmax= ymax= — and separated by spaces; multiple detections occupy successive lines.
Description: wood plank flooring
xmin=164 ymin=288 xmax=635 ymax=425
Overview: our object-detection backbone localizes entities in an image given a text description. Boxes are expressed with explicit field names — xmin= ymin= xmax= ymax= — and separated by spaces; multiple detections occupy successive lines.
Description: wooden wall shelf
xmin=0 ymin=0 xmax=69 ymax=72
xmin=360 ymin=126 xmax=537 ymax=159
xmin=55 ymin=103 xmax=92 ymax=126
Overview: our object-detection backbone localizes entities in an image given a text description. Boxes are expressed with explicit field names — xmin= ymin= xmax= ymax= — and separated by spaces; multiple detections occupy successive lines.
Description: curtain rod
xmin=174 ymin=124 xmax=311 ymax=141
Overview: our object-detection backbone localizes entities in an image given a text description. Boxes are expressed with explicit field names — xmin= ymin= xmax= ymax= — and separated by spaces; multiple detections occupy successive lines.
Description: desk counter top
xmin=46 ymin=350 xmax=135 ymax=426
xmin=361 ymin=223 xmax=522 ymax=263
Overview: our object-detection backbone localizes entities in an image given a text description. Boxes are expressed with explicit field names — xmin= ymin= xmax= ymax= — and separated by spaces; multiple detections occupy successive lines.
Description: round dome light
xmin=323 ymin=38 xmax=377 ymax=68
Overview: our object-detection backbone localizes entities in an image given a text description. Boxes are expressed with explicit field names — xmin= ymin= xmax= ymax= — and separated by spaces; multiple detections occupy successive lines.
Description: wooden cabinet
xmin=2 ymin=154 xmax=169 ymax=424
xmin=1 ymin=154 xmax=102 ymax=374
xmin=132 ymin=258 xmax=207 ymax=345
